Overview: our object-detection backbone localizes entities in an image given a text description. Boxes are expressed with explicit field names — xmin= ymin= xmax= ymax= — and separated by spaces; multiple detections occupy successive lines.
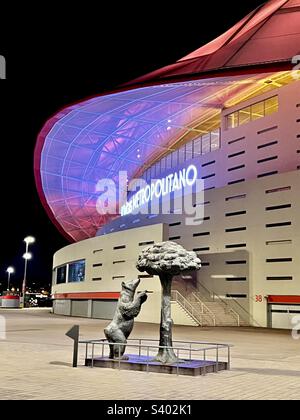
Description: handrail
xmin=195 ymin=283 xmax=241 ymax=326
xmin=171 ymin=290 xmax=204 ymax=327
xmin=80 ymin=338 xmax=233 ymax=375
xmin=192 ymin=293 xmax=216 ymax=327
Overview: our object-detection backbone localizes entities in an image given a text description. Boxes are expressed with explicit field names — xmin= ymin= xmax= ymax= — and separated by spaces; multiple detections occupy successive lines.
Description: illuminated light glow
xmin=24 ymin=236 xmax=35 ymax=245
xmin=121 ymin=165 xmax=198 ymax=216
xmin=23 ymin=252 xmax=33 ymax=261
xmin=186 ymin=165 xmax=198 ymax=186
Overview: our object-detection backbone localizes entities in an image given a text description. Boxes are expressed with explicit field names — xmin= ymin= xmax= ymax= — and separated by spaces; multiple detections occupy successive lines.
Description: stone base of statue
xmin=85 ymin=354 xmax=228 ymax=376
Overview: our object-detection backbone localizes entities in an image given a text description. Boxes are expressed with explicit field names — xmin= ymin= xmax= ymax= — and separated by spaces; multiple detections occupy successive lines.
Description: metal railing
xmin=79 ymin=337 xmax=232 ymax=376
xmin=191 ymin=292 xmax=216 ymax=326
xmin=195 ymin=283 xmax=241 ymax=327
xmin=171 ymin=290 xmax=206 ymax=326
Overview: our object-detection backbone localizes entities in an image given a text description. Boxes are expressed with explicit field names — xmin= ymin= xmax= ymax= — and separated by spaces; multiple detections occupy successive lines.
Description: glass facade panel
xmin=251 ymin=101 xmax=264 ymax=120
xmin=178 ymin=145 xmax=186 ymax=164
xmin=265 ymin=96 xmax=279 ymax=116
xmin=185 ymin=141 xmax=193 ymax=160
xmin=239 ymin=107 xmax=251 ymax=126
xmin=56 ymin=265 xmax=67 ymax=284
xmin=227 ymin=112 xmax=238 ymax=129
xmin=211 ymin=129 xmax=220 ymax=151
xmin=202 ymin=134 xmax=211 ymax=154
xmin=166 ymin=154 xmax=172 ymax=169
xmin=193 ymin=138 xmax=202 ymax=156
xmin=171 ymin=150 xmax=178 ymax=167
xmin=68 ymin=260 xmax=85 ymax=283
xmin=226 ymin=96 xmax=278 ymax=129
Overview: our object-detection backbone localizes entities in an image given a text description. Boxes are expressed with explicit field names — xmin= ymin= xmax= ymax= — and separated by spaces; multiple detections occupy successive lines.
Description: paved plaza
xmin=0 ymin=308 xmax=300 ymax=400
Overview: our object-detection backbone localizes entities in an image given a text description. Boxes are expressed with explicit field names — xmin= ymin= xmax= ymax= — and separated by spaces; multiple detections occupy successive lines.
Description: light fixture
xmin=23 ymin=252 xmax=32 ymax=261
xmin=6 ymin=267 xmax=15 ymax=274
xmin=24 ymin=236 xmax=35 ymax=245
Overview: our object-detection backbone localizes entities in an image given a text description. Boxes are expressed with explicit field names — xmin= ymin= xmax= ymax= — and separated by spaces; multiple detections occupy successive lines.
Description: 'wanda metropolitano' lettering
xmin=121 ymin=165 xmax=198 ymax=216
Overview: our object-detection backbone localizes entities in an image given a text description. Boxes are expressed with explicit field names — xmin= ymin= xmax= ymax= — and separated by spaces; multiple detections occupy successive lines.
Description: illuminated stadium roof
xmin=34 ymin=0 xmax=300 ymax=242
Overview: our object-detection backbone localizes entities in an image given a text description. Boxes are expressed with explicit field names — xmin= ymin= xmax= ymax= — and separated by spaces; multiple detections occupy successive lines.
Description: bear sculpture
xmin=104 ymin=279 xmax=148 ymax=359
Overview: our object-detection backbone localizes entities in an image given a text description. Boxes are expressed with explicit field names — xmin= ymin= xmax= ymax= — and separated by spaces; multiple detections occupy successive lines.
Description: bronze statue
xmin=104 ymin=279 xmax=148 ymax=360
xmin=137 ymin=241 xmax=201 ymax=364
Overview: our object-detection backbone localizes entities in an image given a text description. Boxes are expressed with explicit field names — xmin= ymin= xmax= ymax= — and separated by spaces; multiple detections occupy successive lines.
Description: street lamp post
xmin=6 ymin=267 xmax=15 ymax=292
xmin=21 ymin=236 xmax=35 ymax=308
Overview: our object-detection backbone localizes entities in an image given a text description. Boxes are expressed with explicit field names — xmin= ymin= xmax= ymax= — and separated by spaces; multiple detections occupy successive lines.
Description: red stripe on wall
xmin=268 ymin=295 xmax=300 ymax=304
xmin=53 ymin=292 xmax=120 ymax=300
xmin=0 ymin=295 xmax=20 ymax=300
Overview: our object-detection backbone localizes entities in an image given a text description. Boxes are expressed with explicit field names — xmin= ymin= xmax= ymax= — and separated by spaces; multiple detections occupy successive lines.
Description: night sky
xmin=0 ymin=1 xmax=264 ymax=292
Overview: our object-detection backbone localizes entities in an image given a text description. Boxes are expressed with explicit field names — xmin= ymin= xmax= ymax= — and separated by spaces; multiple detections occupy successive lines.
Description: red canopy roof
xmin=126 ymin=0 xmax=300 ymax=87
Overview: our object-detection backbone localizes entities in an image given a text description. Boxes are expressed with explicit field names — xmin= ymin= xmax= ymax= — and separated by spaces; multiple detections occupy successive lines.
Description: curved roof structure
xmin=34 ymin=0 xmax=300 ymax=242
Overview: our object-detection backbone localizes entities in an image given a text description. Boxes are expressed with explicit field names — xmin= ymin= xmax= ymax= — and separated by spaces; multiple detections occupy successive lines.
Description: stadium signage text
xmin=121 ymin=165 xmax=198 ymax=216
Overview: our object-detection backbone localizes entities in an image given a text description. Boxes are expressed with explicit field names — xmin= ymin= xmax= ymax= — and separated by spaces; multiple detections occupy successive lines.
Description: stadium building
xmin=34 ymin=0 xmax=300 ymax=329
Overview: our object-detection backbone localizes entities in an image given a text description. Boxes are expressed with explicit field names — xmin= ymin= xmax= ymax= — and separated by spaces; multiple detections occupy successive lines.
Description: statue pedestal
xmin=85 ymin=354 xmax=228 ymax=376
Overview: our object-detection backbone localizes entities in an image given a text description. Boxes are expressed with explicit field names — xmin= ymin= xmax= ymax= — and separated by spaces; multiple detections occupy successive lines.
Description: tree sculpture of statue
xmin=104 ymin=279 xmax=148 ymax=360
xmin=136 ymin=242 xmax=201 ymax=364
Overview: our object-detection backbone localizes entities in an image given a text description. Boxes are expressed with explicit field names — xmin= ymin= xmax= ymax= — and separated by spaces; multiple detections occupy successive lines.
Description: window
xmin=265 ymin=96 xmax=279 ymax=116
xmin=202 ymin=160 xmax=215 ymax=168
xmin=113 ymin=245 xmax=126 ymax=250
xmin=202 ymin=134 xmax=211 ymax=154
xmin=56 ymin=265 xmax=67 ymax=284
xmin=257 ymin=134 xmax=275 ymax=146
xmin=225 ymin=243 xmax=247 ymax=249
xmin=172 ymin=150 xmax=179 ymax=167
xmin=266 ymin=222 xmax=292 ymax=228
xmin=226 ymin=277 xmax=247 ymax=282
xmin=239 ymin=107 xmax=251 ymax=126
xmin=178 ymin=146 xmax=185 ymax=164
xmin=251 ymin=101 xmax=264 ymax=121
xmin=226 ymin=194 xmax=246 ymax=201
xmin=211 ymin=130 xmax=220 ymax=151
xmin=266 ymin=204 xmax=291 ymax=211
xmin=68 ymin=260 xmax=85 ymax=283
xmin=185 ymin=142 xmax=193 ymax=160
xmin=266 ymin=240 xmax=292 ymax=246
xmin=93 ymin=249 xmax=103 ymax=254
xmin=226 ymin=260 xmax=247 ymax=265
xmin=227 ymin=112 xmax=239 ymax=129
xmin=266 ymin=186 xmax=291 ymax=194
xmin=226 ymin=211 xmax=247 ymax=217
xmin=225 ymin=96 xmax=279 ymax=130
xmin=225 ymin=227 xmax=247 ymax=233
xmin=93 ymin=263 xmax=103 ymax=268
xmin=139 ymin=241 xmax=155 ymax=246
xmin=113 ymin=276 xmax=125 ymax=280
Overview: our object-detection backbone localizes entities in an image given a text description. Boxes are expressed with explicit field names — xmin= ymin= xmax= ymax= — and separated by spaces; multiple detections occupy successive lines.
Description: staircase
xmin=171 ymin=285 xmax=250 ymax=327
xmin=171 ymin=290 xmax=216 ymax=327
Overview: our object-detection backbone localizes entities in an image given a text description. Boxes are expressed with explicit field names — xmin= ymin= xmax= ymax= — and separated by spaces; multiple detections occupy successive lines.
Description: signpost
xmin=66 ymin=325 xmax=80 ymax=367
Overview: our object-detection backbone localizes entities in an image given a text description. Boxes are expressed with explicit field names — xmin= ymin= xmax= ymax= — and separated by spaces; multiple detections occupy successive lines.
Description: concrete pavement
xmin=0 ymin=308 xmax=300 ymax=400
